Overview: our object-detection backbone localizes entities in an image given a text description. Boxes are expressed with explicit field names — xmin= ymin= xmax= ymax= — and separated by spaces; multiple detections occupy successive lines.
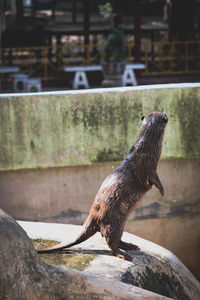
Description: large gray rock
xmin=19 ymin=219 xmax=200 ymax=300
xmin=0 ymin=209 xmax=171 ymax=300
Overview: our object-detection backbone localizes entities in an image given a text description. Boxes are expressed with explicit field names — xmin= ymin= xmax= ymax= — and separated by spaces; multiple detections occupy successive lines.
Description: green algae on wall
xmin=0 ymin=86 xmax=200 ymax=171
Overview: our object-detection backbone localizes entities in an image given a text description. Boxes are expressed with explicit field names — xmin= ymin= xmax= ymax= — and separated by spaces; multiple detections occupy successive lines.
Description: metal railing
xmin=0 ymin=40 xmax=200 ymax=81
xmin=143 ymin=40 xmax=200 ymax=76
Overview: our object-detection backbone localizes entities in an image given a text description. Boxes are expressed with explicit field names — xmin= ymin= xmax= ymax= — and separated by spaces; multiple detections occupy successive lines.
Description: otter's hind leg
xmin=104 ymin=226 xmax=132 ymax=261
xmin=119 ymin=240 xmax=140 ymax=251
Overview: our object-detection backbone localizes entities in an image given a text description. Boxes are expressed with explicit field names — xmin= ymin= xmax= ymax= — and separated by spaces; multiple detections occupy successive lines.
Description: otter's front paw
xmin=160 ymin=187 xmax=164 ymax=196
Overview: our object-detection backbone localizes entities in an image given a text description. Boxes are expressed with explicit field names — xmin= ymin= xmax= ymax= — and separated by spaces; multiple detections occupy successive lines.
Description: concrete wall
xmin=0 ymin=84 xmax=200 ymax=171
xmin=0 ymin=83 xmax=200 ymax=280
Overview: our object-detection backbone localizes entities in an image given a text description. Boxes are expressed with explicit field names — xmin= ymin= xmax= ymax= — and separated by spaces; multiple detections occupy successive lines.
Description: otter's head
xmin=140 ymin=112 xmax=168 ymax=140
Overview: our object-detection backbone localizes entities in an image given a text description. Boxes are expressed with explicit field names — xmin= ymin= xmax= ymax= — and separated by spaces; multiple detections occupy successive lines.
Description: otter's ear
xmin=141 ymin=115 xmax=145 ymax=121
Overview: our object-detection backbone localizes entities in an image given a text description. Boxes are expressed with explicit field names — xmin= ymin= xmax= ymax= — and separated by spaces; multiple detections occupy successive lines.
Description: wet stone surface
xmin=33 ymin=239 xmax=96 ymax=271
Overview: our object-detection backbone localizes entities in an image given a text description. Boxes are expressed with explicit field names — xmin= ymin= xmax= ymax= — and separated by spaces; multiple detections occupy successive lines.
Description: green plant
xmin=99 ymin=3 xmax=127 ymax=62
xmin=99 ymin=2 xmax=113 ymax=19
xmin=104 ymin=26 xmax=127 ymax=62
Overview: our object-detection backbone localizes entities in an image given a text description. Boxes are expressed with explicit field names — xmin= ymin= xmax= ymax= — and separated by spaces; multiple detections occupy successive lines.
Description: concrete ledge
xmin=1 ymin=82 xmax=200 ymax=97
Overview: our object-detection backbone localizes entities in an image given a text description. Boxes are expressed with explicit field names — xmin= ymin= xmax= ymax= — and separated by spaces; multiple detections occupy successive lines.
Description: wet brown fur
xmin=38 ymin=112 xmax=168 ymax=261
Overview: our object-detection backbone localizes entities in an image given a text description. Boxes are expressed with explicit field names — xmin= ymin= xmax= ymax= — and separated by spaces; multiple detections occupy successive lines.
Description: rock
xmin=19 ymin=219 xmax=200 ymax=300
xmin=0 ymin=209 xmax=171 ymax=300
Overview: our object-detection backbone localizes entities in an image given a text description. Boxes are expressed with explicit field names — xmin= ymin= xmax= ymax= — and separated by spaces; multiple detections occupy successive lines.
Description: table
xmin=0 ymin=66 xmax=20 ymax=91
xmin=64 ymin=63 xmax=145 ymax=89
xmin=122 ymin=63 xmax=145 ymax=86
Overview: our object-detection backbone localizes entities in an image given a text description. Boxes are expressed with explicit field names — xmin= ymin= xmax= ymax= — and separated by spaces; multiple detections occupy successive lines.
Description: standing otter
xmin=38 ymin=112 xmax=168 ymax=261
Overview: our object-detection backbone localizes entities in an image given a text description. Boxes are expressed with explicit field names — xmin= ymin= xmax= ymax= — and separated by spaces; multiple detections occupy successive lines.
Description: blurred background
xmin=0 ymin=0 xmax=200 ymax=92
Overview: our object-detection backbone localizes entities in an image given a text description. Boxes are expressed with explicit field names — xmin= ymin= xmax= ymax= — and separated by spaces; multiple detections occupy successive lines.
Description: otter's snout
xmin=162 ymin=114 xmax=168 ymax=124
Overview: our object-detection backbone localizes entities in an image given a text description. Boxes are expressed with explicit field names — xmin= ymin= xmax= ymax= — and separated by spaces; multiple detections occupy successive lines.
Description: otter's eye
xmin=141 ymin=115 xmax=145 ymax=121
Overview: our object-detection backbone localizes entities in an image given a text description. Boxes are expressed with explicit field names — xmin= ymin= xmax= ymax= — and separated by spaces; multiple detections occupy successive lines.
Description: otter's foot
xmin=119 ymin=240 xmax=140 ymax=251
xmin=113 ymin=249 xmax=132 ymax=261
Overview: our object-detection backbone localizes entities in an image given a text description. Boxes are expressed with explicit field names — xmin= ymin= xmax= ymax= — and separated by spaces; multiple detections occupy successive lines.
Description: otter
xmin=38 ymin=112 xmax=168 ymax=261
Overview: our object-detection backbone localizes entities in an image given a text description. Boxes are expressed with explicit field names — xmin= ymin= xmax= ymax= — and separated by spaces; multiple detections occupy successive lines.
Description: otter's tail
xmin=37 ymin=222 xmax=97 ymax=254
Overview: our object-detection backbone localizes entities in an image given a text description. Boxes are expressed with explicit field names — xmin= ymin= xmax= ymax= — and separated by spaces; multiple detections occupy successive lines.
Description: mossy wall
xmin=0 ymin=84 xmax=200 ymax=171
